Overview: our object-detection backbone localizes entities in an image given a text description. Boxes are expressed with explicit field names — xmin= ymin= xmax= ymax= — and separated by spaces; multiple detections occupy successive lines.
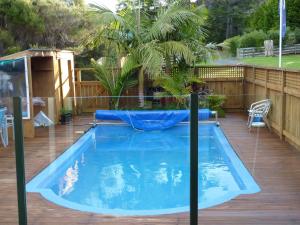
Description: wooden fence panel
xmin=244 ymin=65 xmax=300 ymax=150
xmin=268 ymin=89 xmax=282 ymax=133
xmin=205 ymin=79 xmax=244 ymax=110
xmin=75 ymin=81 xmax=109 ymax=112
xmin=285 ymin=95 xmax=300 ymax=147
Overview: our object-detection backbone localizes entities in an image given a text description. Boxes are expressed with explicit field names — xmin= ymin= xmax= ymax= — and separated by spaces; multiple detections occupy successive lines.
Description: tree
xmin=154 ymin=67 xmax=203 ymax=108
xmin=204 ymin=0 xmax=264 ymax=43
xmin=31 ymin=0 xmax=89 ymax=48
xmin=91 ymin=55 xmax=139 ymax=109
xmin=87 ymin=2 xmax=207 ymax=107
xmin=248 ymin=0 xmax=300 ymax=32
xmin=247 ymin=0 xmax=278 ymax=32
xmin=0 ymin=0 xmax=44 ymax=55
xmin=0 ymin=0 xmax=91 ymax=56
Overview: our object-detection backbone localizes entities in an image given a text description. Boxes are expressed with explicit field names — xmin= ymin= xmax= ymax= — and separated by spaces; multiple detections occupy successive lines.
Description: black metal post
xmin=190 ymin=93 xmax=198 ymax=225
xmin=13 ymin=97 xmax=28 ymax=225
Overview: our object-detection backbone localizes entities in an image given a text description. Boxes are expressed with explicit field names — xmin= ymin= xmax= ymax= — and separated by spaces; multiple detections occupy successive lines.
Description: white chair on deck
xmin=0 ymin=107 xmax=9 ymax=147
xmin=247 ymin=99 xmax=271 ymax=130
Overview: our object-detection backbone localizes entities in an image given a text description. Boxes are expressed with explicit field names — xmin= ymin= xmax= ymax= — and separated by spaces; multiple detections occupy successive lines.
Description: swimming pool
xmin=27 ymin=123 xmax=260 ymax=216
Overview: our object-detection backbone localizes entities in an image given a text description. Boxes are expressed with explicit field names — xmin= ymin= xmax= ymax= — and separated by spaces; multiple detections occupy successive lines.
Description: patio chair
xmin=0 ymin=107 xmax=9 ymax=147
xmin=247 ymin=99 xmax=271 ymax=130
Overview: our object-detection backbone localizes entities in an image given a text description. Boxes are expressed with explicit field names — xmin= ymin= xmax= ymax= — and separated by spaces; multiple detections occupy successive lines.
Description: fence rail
xmin=237 ymin=44 xmax=300 ymax=58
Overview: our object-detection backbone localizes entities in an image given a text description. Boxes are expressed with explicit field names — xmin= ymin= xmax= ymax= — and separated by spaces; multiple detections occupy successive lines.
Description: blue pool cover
xmin=95 ymin=109 xmax=212 ymax=130
xmin=27 ymin=123 xmax=260 ymax=216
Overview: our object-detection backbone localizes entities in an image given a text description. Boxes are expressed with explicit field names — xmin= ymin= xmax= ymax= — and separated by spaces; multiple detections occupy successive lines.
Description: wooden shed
xmin=0 ymin=49 xmax=76 ymax=138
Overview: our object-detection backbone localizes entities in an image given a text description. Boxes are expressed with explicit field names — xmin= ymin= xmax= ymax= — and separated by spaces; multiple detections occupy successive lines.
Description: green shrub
xmin=294 ymin=28 xmax=300 ymax=43
xmin=266 ymin=28 xmax=300 ymax=46
xmin=201 ymin=95 xmax=226 ymax=117
xmin=224 ymin=36 xmax=241 ymax=56
xmin=285 ymin=31 xmax=296 ymax=45
xmin=282 ymin=27 xmax=298 ymax=45
xmin=0 ymin=29 xmax=22 ymax=55
xmin=239 ymin=30 xmax=267 ymax=48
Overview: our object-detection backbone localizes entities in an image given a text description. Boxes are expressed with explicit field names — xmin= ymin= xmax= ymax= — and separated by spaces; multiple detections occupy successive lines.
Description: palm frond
xmin=160 ymin=41 xmax=195 ymax=64
xmin=88 ymin=4 xmax=126 ymax=29
xmin=191 ymin=5 xmax=208 ymax=25
xmin=136 ymin=42 xmax=165 ymax=77
xmin=187 ymin=76 xmax=204 ymax=84
xmin=91 ymin=59 xmax=114 ymax=95
xmin=121 ymin=54 xmax=140 ymax=77
xmin=146 ymin=6 xmax=197 ymax=41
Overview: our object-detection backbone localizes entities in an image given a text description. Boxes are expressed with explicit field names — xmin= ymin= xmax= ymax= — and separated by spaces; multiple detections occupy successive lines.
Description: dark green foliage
xmin=0 ymin=0 xmax=90 ymax=56
xmin=223 ymin=30 xmax=267 ymax=55
xmin=224 ymin=35 xmax=241 ymax=56
xmin=248 ymin=0 xmax=300 ymax=32
xmin=205 ymin=95 xmax=226 ymax=117
xmin=285 ymin=28 xmax=297 ymax=45
xmin=239 ymin=30 xmax=267 ymax=48
xmin=204 ymin=0 xmax=263 ymax=43
xmin=0 ymin=29 xmax=21 ymax=55
xmin=286 ymin=0 xmax=300 ymax=29
xmin=294 ymin=28 xmax=300 ymax=43
xmin=154 ymin=67 xmax=203 ymax=107
xmin=247 ymin=0 xmax=278 ymax=32
xmin=0 ymin=0 xmax=44 ymax=31
xmin=0 ymin=0 xmax=44 ymax=55
xmin=266 ymin=28 xmax=299 ymax=46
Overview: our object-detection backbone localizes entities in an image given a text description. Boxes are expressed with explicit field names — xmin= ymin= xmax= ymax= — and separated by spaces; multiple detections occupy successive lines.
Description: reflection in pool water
xmin=27 ymin=124 xmax=260 ymax=215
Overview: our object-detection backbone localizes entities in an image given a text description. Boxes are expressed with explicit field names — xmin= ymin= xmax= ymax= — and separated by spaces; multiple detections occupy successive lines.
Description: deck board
xmin=1 ymin=113 xmax=300 ymax=225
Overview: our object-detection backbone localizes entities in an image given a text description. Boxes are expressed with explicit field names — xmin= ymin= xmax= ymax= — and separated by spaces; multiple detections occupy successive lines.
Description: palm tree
xmin=153 ymin=67 xmax=203 ymax=108
xmin=91 ymin=55 xmax=139 ymax=109
xmin=86 ymin=1 xmax=208 ymax=107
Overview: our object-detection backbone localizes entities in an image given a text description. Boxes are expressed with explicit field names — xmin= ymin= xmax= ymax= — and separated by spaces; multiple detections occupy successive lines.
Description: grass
xmin=241 ymin=55 xmax=300 ymax=70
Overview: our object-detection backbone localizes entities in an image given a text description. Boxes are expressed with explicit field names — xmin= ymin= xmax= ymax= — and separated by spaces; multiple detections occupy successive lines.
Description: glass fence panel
xmin=2 ymin=92 xmax=300 ymax=225
xmin=22 ymin=95 xmax=192 ymax=224
xmin=0 ymin=97 xmax=19 ymax=224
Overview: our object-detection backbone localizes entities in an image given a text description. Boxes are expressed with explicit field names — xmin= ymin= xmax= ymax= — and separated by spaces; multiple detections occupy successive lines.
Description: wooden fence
xmin=237 ymin=44 xmax=300 ymax=58
xmin=244 ymin=66 xmax=300 ymax=150
xmin=74 ymin=66 xmax=244 ymax=112
xmin=75 ymin=65 xmax=300 ymax=150
xmin=195 ymin=66 xmax=244 ymax=110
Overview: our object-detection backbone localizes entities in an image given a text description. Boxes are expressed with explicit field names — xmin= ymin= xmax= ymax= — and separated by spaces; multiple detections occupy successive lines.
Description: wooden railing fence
xmin=237 ymin=44 xmax=300 ymax=58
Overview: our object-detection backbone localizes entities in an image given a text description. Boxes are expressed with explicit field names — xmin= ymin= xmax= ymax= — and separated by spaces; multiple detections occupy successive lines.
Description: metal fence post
xmin=190 ymin=93 xmax=198 ymax=225
xmin=13 ymin=97 xmax=28 ymax=225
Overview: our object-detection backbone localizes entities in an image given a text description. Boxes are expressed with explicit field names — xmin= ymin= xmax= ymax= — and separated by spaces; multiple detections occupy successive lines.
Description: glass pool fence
xmin=0 ymin=93 xmax=289 ymax=225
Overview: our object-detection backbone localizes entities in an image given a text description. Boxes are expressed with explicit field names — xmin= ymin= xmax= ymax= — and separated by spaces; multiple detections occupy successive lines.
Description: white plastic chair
xmin=247 ymin=99 xmax=271 ymax=129
xmin=0 ymin=107 xmax=9 ymax=147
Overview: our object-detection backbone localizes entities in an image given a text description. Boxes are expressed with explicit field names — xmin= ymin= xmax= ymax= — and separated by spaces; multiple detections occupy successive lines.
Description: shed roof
xmin=0 ymin=48 xmax=74 ymax=60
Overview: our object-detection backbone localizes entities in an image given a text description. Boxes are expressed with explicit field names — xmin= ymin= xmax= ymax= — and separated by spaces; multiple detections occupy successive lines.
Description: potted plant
xmin=60 ymin=108 xmax=72 ymax=125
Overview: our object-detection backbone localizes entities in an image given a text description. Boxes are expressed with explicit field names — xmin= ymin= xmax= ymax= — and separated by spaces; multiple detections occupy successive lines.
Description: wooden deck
xmin=1 ymin=113 xmax=300 ymax=225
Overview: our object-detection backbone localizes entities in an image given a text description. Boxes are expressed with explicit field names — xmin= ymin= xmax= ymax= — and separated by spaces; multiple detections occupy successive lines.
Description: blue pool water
xmin=27 ymin=124 xmax=260 ymax=216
